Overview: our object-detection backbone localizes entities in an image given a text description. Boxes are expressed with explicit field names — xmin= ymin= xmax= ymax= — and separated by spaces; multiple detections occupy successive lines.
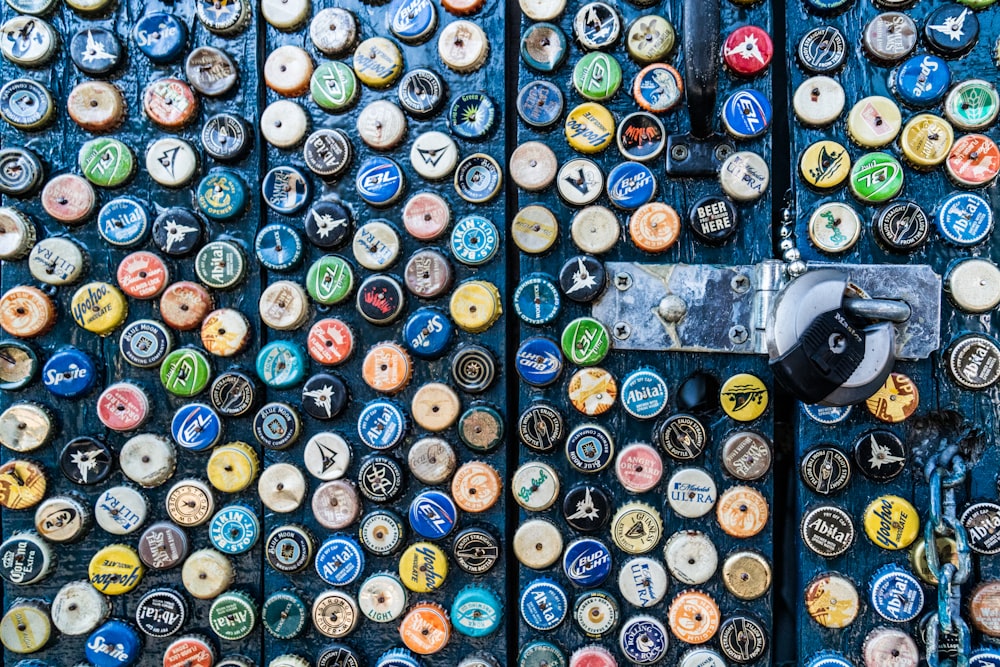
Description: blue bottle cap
xmin=620 ymin=368 xmax=669 ymax=419
xmin=451 ymin=585 xmax=503 ymax=638
xmin=86 ymin=620 xmax=141 ymax=667
xmin=805 ymin=652 xmax=854 ymax=667
xmin=892 ymin=55 xmax=950 ymax=107
xmin=514 ymin=273 xmax=561 ymax=325
xmin=606 ymin=162 xmax=656 ymax=210
xmin=516 ymin=336 xmax=564 ymax=387
xmin=391 ymin=0 xmax=436 ymax=43
xmin=802 ymin=0 xmax=850 ymax=11
xmin=521 ymin=23 xmax=568 ymax=72
xmin=171 ymin=403 xmax=222 ymax=451
xmin=402 ymin=308 xmax=454 ymax=359
xmin=519 ymin=579 xmax=568 ymax=631
xmin=198 ymin=169 xmax=249 ymax=221
xmin=70 ymin=28 xmax=123 ymax=76
xmin=562 ymin=538 xmax=612 ymax=587
xmin=263 ymin=166 xmax=311 ymax=215
xmin=409 ymin=490 xmax=458 ymax=539
xmin=722 ymin=89 xmax=772 ymax=139
xmin=517 ymin=81 xmax=564 ymax=129
xmin=936 ymin=192 xmax=993 ymax=246
xmin=254 ymin=402 xmax=300 ymax=450
xmin=619 ymin=615 xmax=669 ymax=664
xmin=802 ymin=403 xmax=852 ymax=425
xmin=449 ymin=92 xmax=497 ymax=141
xmin=925 ymin=5 xmax=978 ymax=57
xmin=256 ymin=341 xmax=307 ymax=388
xmin=357 ymin=400 xmax=407 ymax=450
xmin=450 ymin=215 xmax=500 ymax=266
xmin=376 ymin=649 xmax=421 ymax=667
xmin=98 ymin=198 xmax=149 ymax=247
xmin=519 ymin=641 xmax=566 ymax=667
xmin=209 ymin=504 xmax=260 ymax=554
xmin=869 ymin=564 xmax=924 ymax=622
xmin=43 ymin=347 xmax=97 ymax=398
xmin=971 ymin=649 xmax=1000 ymax=667
xmin=356 ymin=157 xmax=405 ymax=207
xmin=255 ymin=223 xmax=304 ymax=271
xmin=133 ymin=13 xmax=187 ymax=64
xmin=315 ymin=535 xmax=365 ymax=586
xmin=566 ymin=424 xmax=614 ymax=473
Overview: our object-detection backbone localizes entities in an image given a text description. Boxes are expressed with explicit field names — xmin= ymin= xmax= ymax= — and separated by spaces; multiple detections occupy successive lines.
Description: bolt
xmin=614 ymin=272 xmax=633 ymax=291
xmin=715 ymin=144 xmax=734 ymax=162
xmin=671 ymin=144 xmax=689 ymax=161
xmin=730 ymin=273 xmax=750 ymax=294
xmin=613 ymin=322 xmax=631 ymax=340
xmin=729 ymin=325 xmax=749 ymax=345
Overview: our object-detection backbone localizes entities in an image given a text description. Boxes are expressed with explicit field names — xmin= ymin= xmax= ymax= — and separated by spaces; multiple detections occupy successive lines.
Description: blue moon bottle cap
xmin=133 ymin=13 xmax=187 ymax=64
xmin=409 ymin=490 xmax=458 ymax=539
xmin=43 ymin=347 xmax=97 ymax=398
xmin=451 ymin=585 xmax=502 ymax=638
xmin=315 ymin=535 xmax=365 ymax=586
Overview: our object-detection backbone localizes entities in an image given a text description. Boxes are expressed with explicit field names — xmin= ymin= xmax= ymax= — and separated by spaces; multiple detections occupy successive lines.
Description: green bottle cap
xmin=197 ymin=169 xmax=247 ymax=221
xmin=262 ymin=590 xmax=307 ymax=639
xmin=561 ymin=316 xmax=611 ymax=366
xmin=160 ymin=348 xmax=212 ymax=397
xmin=311 ymin=61 xmax=358 ymax=111
xmin=306 ymin=255 xmax=354 ymax=305
xmin=573 ymin=52 xmax=622 ymax=102
xmin=79 ymin=138 xmax=134 ymax=187
xmin=850 ymin=152 xmax=904 ymax=204
xmin=209 ymin=590 xmax=257 ymax=641
xmin=958 ymin=0 xmax=994 ymax=7
xmin=945 ymin=79 xmax=999 ymax=131
xmin=195 ymin=240 xmax=246 ymax=290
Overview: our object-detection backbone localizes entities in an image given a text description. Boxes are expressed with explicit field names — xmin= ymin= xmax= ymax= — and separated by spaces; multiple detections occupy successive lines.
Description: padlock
xmin=766 ymin=269 xmax=901 ymax=407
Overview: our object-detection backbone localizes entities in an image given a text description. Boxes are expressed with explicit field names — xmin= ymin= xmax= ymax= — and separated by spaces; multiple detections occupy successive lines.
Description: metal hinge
xmin=591 ymin=261 xmax=942 ymax=360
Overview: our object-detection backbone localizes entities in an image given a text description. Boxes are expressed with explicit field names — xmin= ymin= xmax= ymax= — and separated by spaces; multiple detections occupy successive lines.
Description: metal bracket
xmin=591 ymin=261 xmax=942 ymax=359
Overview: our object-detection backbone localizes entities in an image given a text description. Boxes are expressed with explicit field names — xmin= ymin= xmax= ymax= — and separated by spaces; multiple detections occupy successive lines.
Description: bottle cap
xmin=520 ymin=579 xmax=568 ymax=631
xmin=449 ymin=92 xmax=497 ymax=140
xmin=143 ymin=78 xmax=197 ymax=130
xmin=89 ymin=544 xmax=144 ymax=595
xmin=358 ymin=572 xmax=407 ymax=624
xmin=358 ymin=455 xmax=405 ymax=504
xmin=34 ymin=494 xmax=89 ymax=542
xmin=359 ymin=509 xmax=405 ymax=557
xmin=513 ymin=462 xmax=560 ymax=512
xmin=667 ymin=590 xmax=720 ymax=644
xmin=134 ymin=588 xmax=187 ymax=638
xmin=399 ymin=541 xmax=448 ymax=592
xmin=196 ymin=0 xmax=250 ymax=34
xmin=67 ymin=81 xmax=126 ymax=133
xmin=519 ymin=402 xmax=566 ymax=453
xmin=312 ymin=480 xmax=361 ymax=529
xmin=133 ymin=12 xmax=187 ymax=63
xmin=947 ymin=134 xmax=1000 ymax=188
xmin=627 ymin=15 xmax=674 ymax=63
xmin=70 ymin=28 xmax=122 ymax=76
xmin=400 ymin=602 xmax=450 ymax=653
xmin=611 ymin=502 xmax=662 ymax=555
xmin=209 ymin=590 xmax=257 ymax=640
xmin=42 ymin=347 xmax=97 ymax=398
xmin=511 ymin=205 xmax=558 ymax=255
xmin=164 ymin=637 xmax=216 ymax=667
xmin=70 ymin=281 xmax=128 ymax=335
xmin=257 ymin=464 xmax=307 ymax=513
xmin=521 ymin=22 xmax=567 ymax=72
xmin=891 ymin=55 xmax=950 ymax=107
xmin=0 ymin=79 xmax=54 ymax=130
xmin=619 ymin=615 xmax=668 ymax=664
xmin=261 ymin=0 xmax=309 ymax=29
xmin=265 ymin=45 xmax=314 ymax=97
xmin=925 ymin=5 xmax=978 ymax=56
xmin=262 ymin=591 xmax=307 ymax=639
xmin=391 ymin=0 xmax=436 ymax=43
xmin=716 ymin=485 xmax=769 ymax=538
xmin=358 ymin=101 xmax=408 ymax=151
xmin=95 ymin=485 xmax=148 ymax=535
xmin=723 ymin=25 xmax=773 ymax=76
xmin=565 ymin=102 xmax=615 ymax=153
xmin=99 ymin=198 xmax=149 ymax=248
xmin=451 ymin=461 xmax=501 ymax=512
xmin=863 ymin=495 xmax=920 ymax=549
xmin=452 ymin=586 xmax=502 ymax=638
xmin=453 ymin=525 xmax=501 ymax=574
xmin=255 ymin=224 xmax=303 ymax=271
xmin=354 ymin=37 xmax=403 ymax=86
xmin=793 ymin=76 xmax=845 ymax=127
xmin=201 ymin=113 xmax=251 ymax=162
xmin=664 ymin=531 xmax=717 ymax=585
xmin=438 ymin=20 xmax=489 ymax=72
xmin=720 ymin=151 xmax=769 ymax=201
xmin=0 ymin=532 xmax=52 ymax=585
xmin=945 ymin=79 xmax=999 ymax=131
xmin=59 ymin=437 xmax=112 ymax=485
xmin=85 ymin=620 xmax=141 ymax=667
xmin=947 ymin=334 xmax=1000 ymax=391
xmin=260 ymin=100 xmax=309 ymax=148
xmin=937 ymin=187 xmax=993 ymax=242
xmin=805 ymin=573 xmax=859 ymax=628
xmin=863 ymin=12 xmax=916 ymax=63
xmin=152 ymin=208 xmax=202 ymax=256
xmin=53 ymin=581 xmax=109 ymax=636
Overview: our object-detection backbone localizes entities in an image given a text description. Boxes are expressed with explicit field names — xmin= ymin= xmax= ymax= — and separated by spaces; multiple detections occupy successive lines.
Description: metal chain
xmin=924 ymin=444 xmax=972 ymax=667
xmin=778 ymin=189 xmax=807 ymax=279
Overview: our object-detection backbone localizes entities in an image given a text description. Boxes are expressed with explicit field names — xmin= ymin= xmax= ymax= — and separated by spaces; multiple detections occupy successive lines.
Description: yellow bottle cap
xmin=353 ymin=37 xmax=403 ymax=88
xmin=910 ymin=536 xmax=958 ymax=584
xmin=399 ymin=542 xmax=448 ymax=592
xmin=450 ymin=460 xmax=501 ymax=513
xmin=399 ymin=602 xmax=451 ymax=654
xmin=804 ymin=573 xmax=860 ymax=628
xmin=1 ymin=601 xmax=50 ymax=653
xmin=610 ymin=501 xmax=663 ymax=555
xmin=899 ymin=113 xmax=954 ymax=169
xmin=71 ymin=281 xmax=128 ymax=336
xmin=206 ymin=441 xmax=259 ymax=493
xmin=89 ymin=544 xmax=144 ymax=595
xmin=449 ymin=280 xmax=501 ymax=333
xmin=0 ymin=459 xmax=46 ymax=509
xmin=716 ymin=486 xmax=769 ymax=538
xmin=667 ymin=590 xmax=720 ymax=644
xmin=511 ymin=205 xmax=559 ymax=254
xmin=799 ymin=140 xmax=850 ymax=190
xmin=864 ymin=495 xmax=919 ymax=550
xmin=846 ymin=96 xmax=902 ymax=148
xmin=865 ymin=372 xmax=918 ymax=423
xmin=565 ymin=102 xmax=615 ymax=154
xmin=568 ymin=367 xmax=617 ymax=417
xmin=722 ymin=551 xmax=772 ymax=600
xmin=719 ymin=373 xmax=769 ymax=422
